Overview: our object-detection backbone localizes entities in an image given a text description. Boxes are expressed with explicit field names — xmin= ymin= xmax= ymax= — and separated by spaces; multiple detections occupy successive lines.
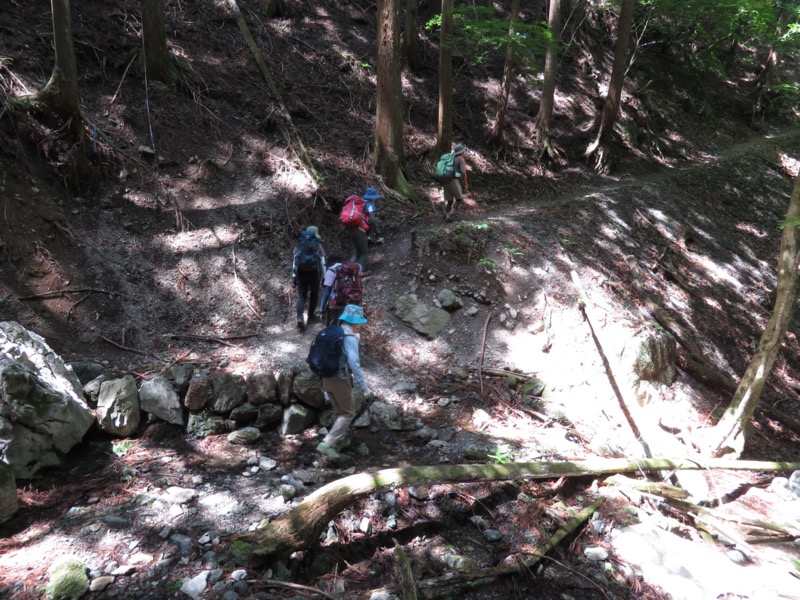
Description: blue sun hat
xmin=362 ymin=187 xmax=381 ymax=201
xmin=453 ymin=143 xmax=467 ymax=156
xmin=339 ymin=304 xmax=368 ymax=324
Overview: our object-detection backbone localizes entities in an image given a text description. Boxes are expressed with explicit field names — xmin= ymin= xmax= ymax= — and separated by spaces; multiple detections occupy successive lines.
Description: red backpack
xmin=329 ymin=262 xmax=363 ymax=309
xmin=339 ymin=195 xmax=369 ymax=230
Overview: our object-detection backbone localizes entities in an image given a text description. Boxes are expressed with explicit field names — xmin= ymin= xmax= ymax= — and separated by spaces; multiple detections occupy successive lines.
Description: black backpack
xmin=307 ymin=325 xmax=347 ymax=377
xmin=296 ymin=231 xmax=320 ymax=272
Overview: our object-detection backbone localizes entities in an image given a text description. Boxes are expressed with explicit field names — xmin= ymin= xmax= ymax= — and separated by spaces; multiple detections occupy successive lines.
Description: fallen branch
xmin=98 ymin=335 xmax=152 ymax=357
xmin=235 ymin=458 xmax=800 ymax=562
xmin=19 ymin=288 xmax=122 ymax=301
xmin=364 ymin=497 xmax=606 ymax=598
xmin=478 ymin=310 xmax=492 ymax=394
xmin=225 ymin=0 xmax=320 ymax=196
xmin=166 ymin=333 xmax=258 ymax=347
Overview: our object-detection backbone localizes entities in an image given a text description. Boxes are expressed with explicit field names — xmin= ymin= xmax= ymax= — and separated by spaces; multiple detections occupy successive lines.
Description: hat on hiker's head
xmin=453 ymin=143 xmax=467 ymax=156
xmin=362 ymin=187 xmax=381 ymax=201
xmin=339 ymin=304 xmax=368 ymax=324
xmin=305 ymin=226 xmax=321 ymax=239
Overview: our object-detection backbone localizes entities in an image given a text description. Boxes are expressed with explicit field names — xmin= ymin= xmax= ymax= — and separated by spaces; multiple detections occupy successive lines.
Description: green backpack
xmin=433 ymin=153 xmax=456 ymax=184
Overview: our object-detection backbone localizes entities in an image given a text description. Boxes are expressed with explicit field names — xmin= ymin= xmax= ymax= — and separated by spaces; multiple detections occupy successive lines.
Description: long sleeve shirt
xmin=336 ymin=324 xmax=367 ymax=390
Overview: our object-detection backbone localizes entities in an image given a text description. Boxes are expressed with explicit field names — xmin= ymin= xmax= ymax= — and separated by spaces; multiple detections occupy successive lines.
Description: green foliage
xmin=426 ymin=5 xmax=549 ymax=73
xmin=478 ymin=257 xmax=497 ymax=271
xmin=431 ymin=221 xmax=490 ymax=263
xmin=641 ymin=0 xmax=787 ymax=72
xmin=487 ymin=445 xmax=516 ymax=464
xmin=770 ymin=82 xmax=800 ymax=117
xmin=112 ymin=439 xmax=136 ymax=457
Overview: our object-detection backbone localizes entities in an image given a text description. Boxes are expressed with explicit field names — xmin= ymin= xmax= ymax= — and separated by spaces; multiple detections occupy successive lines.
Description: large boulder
xmin=97 ymin=375 xmax=140 ymax=437
xmin=393 ymin=294 xmax=451 ymax=339
xmin=0 ymin=459 xmax=18 ymax=523
xmin=139 ymin=376 xmax=183 ymax=425
xmin=0 ymin=322 xmax=95 ymax=478
xmin=210 ymin=373 xmax=246 ymax=414
xmin=292 ymin=367 xmax=325 ymax=409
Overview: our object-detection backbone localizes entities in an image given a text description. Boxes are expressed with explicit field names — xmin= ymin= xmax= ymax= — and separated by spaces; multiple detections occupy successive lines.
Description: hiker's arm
xmin=343 ymin=336 xmax=367 ymax=390
xmin=460 ymin=158 xmax=469 ymax=192
xmin=368 ymin=206 xmax=380 ymax=236
xmin=319 ymin=285 xmax=332 ymax=313
xmin=319 ymin=246 xmax=326 ymax=274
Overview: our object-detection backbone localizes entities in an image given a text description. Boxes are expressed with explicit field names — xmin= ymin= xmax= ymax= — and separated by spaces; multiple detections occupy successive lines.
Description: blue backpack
xmin=296 ymin=231 xmax=320 ymax=271
xmin=307 ymin=326 xmax=347 ymax=377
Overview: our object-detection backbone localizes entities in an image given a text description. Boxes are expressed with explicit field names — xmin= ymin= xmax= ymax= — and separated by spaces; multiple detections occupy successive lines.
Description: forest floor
xmin=2 ymin=1 xmax=800 ymax=599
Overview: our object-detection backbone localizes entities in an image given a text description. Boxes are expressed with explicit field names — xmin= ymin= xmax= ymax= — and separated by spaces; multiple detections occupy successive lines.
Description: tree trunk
xmin=434 ymin=0 xmax=454 ymax=159
xmin=709 ymin=172 xmax=800 ymax=457
xmin=31 ymin=0 xmax=81 ymax=132
xmin=533 ymin=0 xmax=563 ymax=158
xmin=402 ymin=0 xmax=423 ymax=72
xmin=585 ymin=0 xmax=633 ymax=173
xmin=487 ymin=0 xmax=520 ymax=147
xmin=374 ymin=0 xmax=412 ymax=195
xmin=261 ymin=0 xmax=283 ymax=18
xmin=141 ymin=0 xmax=179 ymax=84
xmin=235 ymin=458 xmax=799 ymax=562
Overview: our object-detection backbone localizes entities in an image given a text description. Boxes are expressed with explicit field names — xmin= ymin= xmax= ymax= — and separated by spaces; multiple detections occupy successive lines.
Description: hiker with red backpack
xmin=318 ymin=254 xmax=364 ymax=325
xmin=292 ymin=225 xmax=326 ymax=331
xmin=340 ymin=187 xmax=382 ymax=273
xmin=306 ymin=304 xmax=371 ymax=461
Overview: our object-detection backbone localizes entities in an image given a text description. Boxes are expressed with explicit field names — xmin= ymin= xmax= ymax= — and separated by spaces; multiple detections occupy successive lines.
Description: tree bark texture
xmin=435 ymin=0 xmax=454 ymax=159
xmin=36 ymin=0 xmax=81 ymax=123
xmin=141 ymin=0 xmax=179 ymax=84
xmin=487 ymin=0 xmax=520 ymax=147
xmin=711 ymin=172 xmax=800 ymax=457
xmin=586 ymin=0 xmax=633 ymax=171
xmin=237 ymin=458 xmax=800 ymax=561
xmin=402 ymin=0 xmax=423 ymax=72
xmin=374 ymin=0 xmax=412 ymax=194
xmin=534 ymin=0 xmax=562 ymax=156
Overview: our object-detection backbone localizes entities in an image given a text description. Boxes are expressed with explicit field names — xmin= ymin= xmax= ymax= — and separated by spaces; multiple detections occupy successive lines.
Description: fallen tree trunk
xmin=234 ymin=458 xmax=800 ymax=562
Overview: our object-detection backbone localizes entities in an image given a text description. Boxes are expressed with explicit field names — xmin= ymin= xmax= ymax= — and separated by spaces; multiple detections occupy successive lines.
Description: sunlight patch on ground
xmin=691 ymin=253 xmax=744 ymax=290
xmin=778 ymin=152 xmax=800 ymax=178
xmin=159 ymin=227 xmax=240 ymax=253
xmin=735 ymin=222 xmax=769 ymax=238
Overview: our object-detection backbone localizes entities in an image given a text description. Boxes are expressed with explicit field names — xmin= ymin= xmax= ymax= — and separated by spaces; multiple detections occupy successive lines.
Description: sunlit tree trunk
xmin=141 ymin=0 xmax=179 ymax=84
xmin=709 ymin=172 xmax=800 ymax=458
xmin=403 ymin=0 xmax=423 ymax=72
xmin=585 ymin=0 xmax=632 ymax=173
xmin=434 ymin=0 xmax=454 ymax=159
xmin=533 ymin=0 xmax=562 ymax=158
xmin=487 ymin=0 xmax=519 ymax=147
xmin=374 ymin=0 xmax=412 ymax=195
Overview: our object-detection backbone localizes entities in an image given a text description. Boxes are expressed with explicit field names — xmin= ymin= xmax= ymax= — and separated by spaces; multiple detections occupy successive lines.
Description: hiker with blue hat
xmin=292 ymin=225 xmax=326 ymax=331
xmin=315 ymin=304 xmax=371 ymax=461
xmin=341 ymin=186 xmax=382 ymax=273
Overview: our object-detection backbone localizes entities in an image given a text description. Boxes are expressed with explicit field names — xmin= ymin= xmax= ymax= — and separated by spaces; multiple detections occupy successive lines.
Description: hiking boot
xmin=445 ymin=212 xmax=454 ymax=222
xmin=296 ymin=319 xmax=305 ymax=332
xmin=316 ymin=442 xmax=342 ymax=460
xmin=307 ymin=313 xmax=320 ymax=324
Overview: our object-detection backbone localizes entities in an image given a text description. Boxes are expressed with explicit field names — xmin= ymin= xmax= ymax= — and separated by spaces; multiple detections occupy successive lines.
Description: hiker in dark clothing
xmin=292 ymin=225 xmax=326 ymax=331
xmin=442 ymin=143 xmax=469 ymax=221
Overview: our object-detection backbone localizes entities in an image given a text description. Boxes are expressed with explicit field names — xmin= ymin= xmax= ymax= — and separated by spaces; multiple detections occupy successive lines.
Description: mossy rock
xmin=45 ymin=556 xmax=89 ymax=600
